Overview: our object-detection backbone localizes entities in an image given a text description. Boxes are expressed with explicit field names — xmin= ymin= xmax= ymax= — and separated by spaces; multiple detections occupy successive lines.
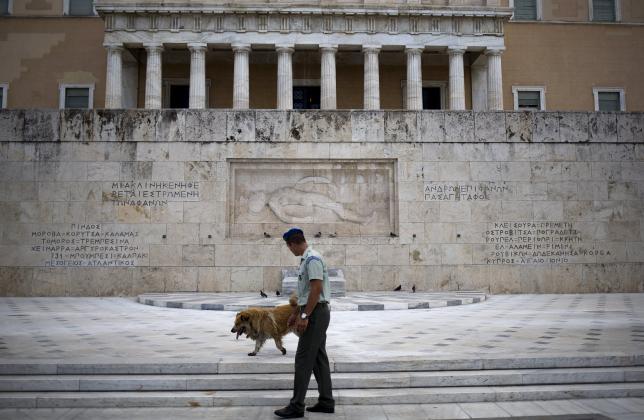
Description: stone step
xmin=2 ymin=382 xmax=644 ymax=408
xmin=2 ymin=367 xmax=644 ymax=392
xmin=2 ymin=354 xmax=642 ymax=375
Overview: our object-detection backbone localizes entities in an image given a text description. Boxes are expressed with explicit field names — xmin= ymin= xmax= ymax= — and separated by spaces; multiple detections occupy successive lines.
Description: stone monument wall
xmin=0 ymin=109 xmax=642 ymax=296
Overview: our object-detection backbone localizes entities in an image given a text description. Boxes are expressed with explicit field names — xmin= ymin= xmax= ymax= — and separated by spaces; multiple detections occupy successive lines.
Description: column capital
xmin=447 ymin=46 xmax=467 ymax=55
xmin=231 ymin=43 xmax=251 ymax=53
xmin=319 ymin=44 xmax=338 ymax=53
xmin=187 ymin=42 xmax=208 ymax=52
xmin=405 ymin=46 xmax=425 ymax=54
xmin=484 ymin=47 xmax=505 ymax=56
xmin=275 ymin=44 xmax=295 ymax=54
xmin=362 ymin=45 xmax=381 ymax=54
xmin=143 ymin=42 xmax=164 ymax=52
xmin=103 ymin=42 xmax=124 ymax=51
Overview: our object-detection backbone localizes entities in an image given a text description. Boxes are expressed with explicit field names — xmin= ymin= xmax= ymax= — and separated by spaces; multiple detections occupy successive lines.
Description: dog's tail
xmin=289 ymin=293 xmax=298 ymax=307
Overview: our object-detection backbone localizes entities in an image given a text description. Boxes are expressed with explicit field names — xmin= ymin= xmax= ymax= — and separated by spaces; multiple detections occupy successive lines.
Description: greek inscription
xmin=106 ymin=181 xmax=200 ymax=207
xmin=424 ymin=182 xmax=510 ymax=201
xmin=30 ymin=224 xmax=147 ymax=267
xmin=484 ymin=222 xmax=610 ymax=265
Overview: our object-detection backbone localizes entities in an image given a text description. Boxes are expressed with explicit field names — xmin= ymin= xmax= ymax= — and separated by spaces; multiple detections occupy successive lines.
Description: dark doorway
xmin=293 ymin=86 xmax=321 ymax=109
xmin=422 ymin=86 xmax=442 ymax=110
xmin=169 ymin=85 xmax=190 ymax=108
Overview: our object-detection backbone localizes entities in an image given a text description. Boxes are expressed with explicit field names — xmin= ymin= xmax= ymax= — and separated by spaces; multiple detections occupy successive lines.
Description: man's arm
xmin=296 ymin=279 xmax=321 ymax=333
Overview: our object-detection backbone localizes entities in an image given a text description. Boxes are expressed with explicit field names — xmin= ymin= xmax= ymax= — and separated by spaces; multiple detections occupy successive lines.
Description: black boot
xmin=306 ymin=403 xmax=335 ymax=413
xmin=274 ymin=405 xmax=304 ymax=418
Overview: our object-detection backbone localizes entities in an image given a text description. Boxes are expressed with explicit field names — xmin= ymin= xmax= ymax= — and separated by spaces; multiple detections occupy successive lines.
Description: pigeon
xmin=390 ymin=232 xmax=398 ymax=238
xmin=263 ymin=232 xmax=271 ymax=238
xmin=260 ymin=290 xmax=268 ymax=298
xmin=275 ymin=290 xmax=281 ymax=296
xmin=393 ymin=285 xmax=402 ymax=291
xmin=412 ymin=284 xmax=416 ymax=293
xmin=314 ymin=232 xmax=322 ymax=238
xmin=329 ymin=232 xmax=337 ymax=238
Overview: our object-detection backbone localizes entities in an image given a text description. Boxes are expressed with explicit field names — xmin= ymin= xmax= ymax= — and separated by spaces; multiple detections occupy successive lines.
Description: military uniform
xmin=290 ymin=246 xmax=334 ymax=412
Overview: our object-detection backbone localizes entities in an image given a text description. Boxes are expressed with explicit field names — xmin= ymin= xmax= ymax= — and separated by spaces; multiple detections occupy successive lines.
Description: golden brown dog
xmin=231 ymin=294 xmax=300 ymax=356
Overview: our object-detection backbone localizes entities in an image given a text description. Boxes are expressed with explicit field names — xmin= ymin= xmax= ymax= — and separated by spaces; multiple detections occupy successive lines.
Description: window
xmin=0 ymin=0 xmax=11 ymax=15
xmin=513 ymin=0 xmax=538 ymax=20
xmin=593 ymin=88 xmax=625 ymax=111
xmin=591 ymin=0 xmax=618 ymax=22
xmin=512 ymin=86 xmax=546 ymax=111
xmin=293 ymin=86 xmax=320 ymax=109
xmin=59 ymin=84 xmax=94 ymax=109
xmin=0 ymin=84 xmax=7 ymax=109
xmin=65 ymin=0 xmax=95 ymax=16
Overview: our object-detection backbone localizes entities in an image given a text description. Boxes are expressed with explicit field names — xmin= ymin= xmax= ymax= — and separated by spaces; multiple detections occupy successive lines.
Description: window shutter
xmin=65 ymin=88 xmax=90 ymax=109
xmin=598 ymin=92 xmax=621 ymax=111
xmin=514 ymin=0 xmax=537 ymax=20
xmin=0 ymin=0 xmax=9 ymax=15
xmin=69 ymin=0 xmax=94 ymax=16
xmin=593 ymin=0 xmax=616 ymax=22
xmin=0 ymin=89 xmax=4 ymax=109
xmin=518 ymin=91 xmax=541 ymax=109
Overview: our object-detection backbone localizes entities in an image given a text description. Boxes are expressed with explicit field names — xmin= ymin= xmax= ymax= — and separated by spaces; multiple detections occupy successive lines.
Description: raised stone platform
xmin=136 ymin=291 xmax=486 ymax=311
xmin=281 ymin=267 xmax=347 ymax=298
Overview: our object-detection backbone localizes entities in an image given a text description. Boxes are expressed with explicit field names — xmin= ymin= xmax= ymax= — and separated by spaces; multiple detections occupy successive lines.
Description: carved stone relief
xmin=229 ymin=160 xmax=397 ymax=238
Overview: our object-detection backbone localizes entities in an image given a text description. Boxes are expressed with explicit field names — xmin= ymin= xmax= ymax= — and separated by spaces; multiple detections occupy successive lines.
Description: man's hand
xmin=296 ymin=317 xmax=308 ymax=334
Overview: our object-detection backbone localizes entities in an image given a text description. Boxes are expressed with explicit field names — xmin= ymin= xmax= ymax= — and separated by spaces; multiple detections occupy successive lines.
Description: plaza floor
xmin=0 ymin=293 xmax=643 ymax=419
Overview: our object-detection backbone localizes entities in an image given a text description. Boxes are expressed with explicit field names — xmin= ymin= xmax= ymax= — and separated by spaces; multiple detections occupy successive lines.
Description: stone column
xmin=448 ymin=46 xmax=466 ymax=110
xmin=485 ymin=48 xmax=504 ymax=111
xmin=144 ymin=43 xmax=163 ymax=109
xmin=276 ymin=44 xmax=294 ymax=110
xmin=104 ymin=43 xmax=124 ymax=109
xmin=363 ymin=45 xmax=381 ymax=110
xmin=232 ymin=43 xmax=251 ymax=109
xmin=320 ymin=44 xmax=337 ymax=110
xmin=188 ymin=43 xmax=207 ymax=109
xmin=405 ymin=46 xmax=424 ymax=110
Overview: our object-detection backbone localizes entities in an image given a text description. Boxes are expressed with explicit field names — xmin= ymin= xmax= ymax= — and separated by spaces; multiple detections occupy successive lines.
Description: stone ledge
xmin=2 ymin=110 xmax=642 ymax=144
xmin=136 ymin=291 xmax=487 ymax=311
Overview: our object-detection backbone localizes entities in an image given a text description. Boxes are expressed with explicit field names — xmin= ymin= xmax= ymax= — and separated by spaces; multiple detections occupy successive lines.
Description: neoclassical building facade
xmin=1 ymin=0 xmax=643 ymax=111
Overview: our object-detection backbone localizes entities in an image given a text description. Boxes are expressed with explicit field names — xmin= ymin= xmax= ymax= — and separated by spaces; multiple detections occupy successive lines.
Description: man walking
xmin=275 ymin=227 xmax=335 ymax=418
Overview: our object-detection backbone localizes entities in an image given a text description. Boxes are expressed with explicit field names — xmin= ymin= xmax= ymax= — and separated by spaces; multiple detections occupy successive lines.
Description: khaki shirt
xmin=297 ymin=247 xmax=331 ymax=306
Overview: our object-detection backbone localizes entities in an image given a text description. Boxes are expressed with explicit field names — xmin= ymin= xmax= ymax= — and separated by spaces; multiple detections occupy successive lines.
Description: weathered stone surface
xmin=351 ymin=111 xmax=384 ymax=142
xmin=23 ymin=110 xmax=59 ymax=142
xmin=617 ymin=113 xmax=644 ymax=143
xmin=0 ymin=110 xmax=24 ymax=142
xmin=2 ymin=111 xmax=644 ymax=295
xmin=288 ymin=111 xmax=351 ymax=143
xmin=559 ymin=112 xmax=589 ymax=143
xmin=534 ymin=112 xmax=560 ymax=142
xmin=384 ymin=111 xmax=419 ymax=143
xmin=155 ymin=110 xmax=185 ymax=142
xmin=505 ymin=112 xmax=534 ymax=143
xmin=444 ymin=111 xmax=474 ymax=142
xmin=185 ymin=110 xmax=227 ymax=142
xmin=59 ymin=110 xmax=89 ymax=143
xmin=474 ymin=112 xmax=505 ymax=142
xmin=418 ymin=111 xmax=445 ymax=142
xmin=255 ymin=110 xmax=287 ymax=142
xmin=226 ymin=111 xmax=255 ymax=142
xmin=589 ymin=112 xmax=618 ymax=143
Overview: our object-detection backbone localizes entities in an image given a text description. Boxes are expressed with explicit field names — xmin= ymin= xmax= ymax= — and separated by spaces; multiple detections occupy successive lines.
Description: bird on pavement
xmin=393 ymin=285 xmax=402 ymax=291
xmin=260 ymin=290 xmax=268 ymax=298
xmin=275 ymin=290 xmax=281 ymax=296
xmin=412 ymin=284 xmax=416 ymax=293
xmin=314 ymin=232 xmax=322 ymax=238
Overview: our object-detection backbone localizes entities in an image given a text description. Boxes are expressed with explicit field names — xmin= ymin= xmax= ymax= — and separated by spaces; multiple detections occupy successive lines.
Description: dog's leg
xmin=274 ymin=337 xmax=287 ymax=355
xmin=249 ymin=338 xmax=265 ymax=356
